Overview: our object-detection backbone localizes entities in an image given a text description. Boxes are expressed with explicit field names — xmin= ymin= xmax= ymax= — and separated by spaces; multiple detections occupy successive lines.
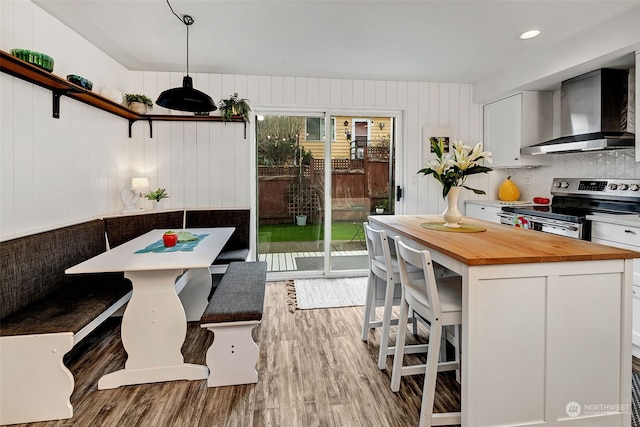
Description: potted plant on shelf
xmin=218 ymin=93 xmax=251 ymax=123
xmin=146 ymin=188 xmax=169 ymax=210
xmin=375 ymin=199 xmax=388 ymax=214
xmin=125 ymin=93 xmax=154 ymax=115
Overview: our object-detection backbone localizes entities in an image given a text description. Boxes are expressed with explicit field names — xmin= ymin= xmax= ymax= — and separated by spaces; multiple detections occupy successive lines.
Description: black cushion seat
xmin=185 ymin=210 xmax=250 ymax=265
xmin=201 ymin=261 xmax=267 ymax=324
xmin=0 ymin=274 xmax=131 ymax=336
xmin=211 ymin=248 xmax=250 ymax=265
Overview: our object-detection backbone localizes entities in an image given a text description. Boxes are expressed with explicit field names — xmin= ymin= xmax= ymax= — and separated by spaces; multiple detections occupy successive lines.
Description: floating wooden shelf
xmin=0 ymin=50 xmax=247 ymax=138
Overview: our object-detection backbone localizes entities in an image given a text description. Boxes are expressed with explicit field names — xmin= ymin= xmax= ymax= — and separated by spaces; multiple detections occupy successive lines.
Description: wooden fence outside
xmin=258 ymin=147 xmax=391 ymax=225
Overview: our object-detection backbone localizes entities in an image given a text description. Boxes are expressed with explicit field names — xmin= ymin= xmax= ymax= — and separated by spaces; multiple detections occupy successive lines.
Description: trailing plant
xmin=146 ymin=188 xmax=169 ymax=201
xmin=124 ymin=93 xmax=154 ymax=107
xmin=218 ymin=93 xmax=251 ymax=123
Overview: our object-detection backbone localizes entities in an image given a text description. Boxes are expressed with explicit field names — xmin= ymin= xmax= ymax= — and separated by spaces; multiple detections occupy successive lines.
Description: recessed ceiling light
xmin=518 ymin=29 xmax=541 ymax=40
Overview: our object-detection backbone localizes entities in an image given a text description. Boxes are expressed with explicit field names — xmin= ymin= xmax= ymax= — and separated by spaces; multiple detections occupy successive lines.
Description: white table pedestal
xmin=98 ymin=269 xmax=208 ymax=389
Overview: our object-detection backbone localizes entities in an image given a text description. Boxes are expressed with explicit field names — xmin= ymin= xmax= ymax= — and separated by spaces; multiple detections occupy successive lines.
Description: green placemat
xmin=134 ymin=233 xmax=209 ymax=253
xmin=421 ymin=222 xmax=486 ymax=233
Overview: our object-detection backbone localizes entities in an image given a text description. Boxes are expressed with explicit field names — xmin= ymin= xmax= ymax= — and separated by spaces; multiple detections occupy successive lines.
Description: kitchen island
xmin=369 ymin=215 xmax=639 ymax=427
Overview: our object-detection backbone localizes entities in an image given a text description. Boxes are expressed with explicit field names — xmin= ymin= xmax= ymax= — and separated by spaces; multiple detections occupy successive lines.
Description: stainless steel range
xmin=498 ymin=178 xmax=640 ymax=240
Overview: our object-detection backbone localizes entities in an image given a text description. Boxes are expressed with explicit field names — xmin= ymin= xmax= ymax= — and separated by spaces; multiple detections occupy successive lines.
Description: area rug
xmin=286 ymin=277 xmax=368 ymax=312
xmin=295 ymin=255 xmax=369 ymax=271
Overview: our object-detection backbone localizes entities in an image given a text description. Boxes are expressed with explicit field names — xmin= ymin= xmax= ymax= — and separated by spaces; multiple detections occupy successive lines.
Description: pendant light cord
xmin=166 ymin=0 xmax=193 ymax=76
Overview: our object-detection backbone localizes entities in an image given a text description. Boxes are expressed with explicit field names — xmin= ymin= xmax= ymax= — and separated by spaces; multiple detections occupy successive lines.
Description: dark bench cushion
xmin=0 ymin=220 xmax=107 ymax=319
xmin=185 ymin=210 xmax=250 ymax=263
xmin=211 ymin=248 xmax=250 ymax=265
xmin=201 ymin=261 xmax=267 ymax=324
xmin=104 ymin=211 xmax=184 ymax=249
xmin=1 ymin=274 xmax=131 ymax=336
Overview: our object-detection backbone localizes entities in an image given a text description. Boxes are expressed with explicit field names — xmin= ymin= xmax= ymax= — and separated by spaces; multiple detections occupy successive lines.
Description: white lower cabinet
xmin=590 ymin=218 xmax=640 ymax=357
xmin=465 ymin=202 xmax=501 ymax=224
xmin=634 ymin=286 xmax=640 ymax=355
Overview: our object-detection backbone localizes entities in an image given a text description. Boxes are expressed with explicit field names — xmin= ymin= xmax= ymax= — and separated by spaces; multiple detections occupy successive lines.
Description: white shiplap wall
xmin=3 ymin=1 xmax=637 ymax=241
xmin=1 ymin=0 xmax=485 ymax=240
xmin=1 ymin=0 xmax=130 ymax=239
xmin=128 ymin=71 xmax=485 ymax=217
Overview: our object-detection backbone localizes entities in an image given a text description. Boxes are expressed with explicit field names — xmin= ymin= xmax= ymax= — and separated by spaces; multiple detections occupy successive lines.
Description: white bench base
xmin=200 ymin=320 xmax=260 ymax=387
xmin=0 ymin=333 xmax=74 ymax=425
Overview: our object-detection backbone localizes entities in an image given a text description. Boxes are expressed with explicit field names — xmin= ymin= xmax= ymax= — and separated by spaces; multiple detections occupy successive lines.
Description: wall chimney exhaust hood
xmin=521 ymin=68 xmax=635 ymax=155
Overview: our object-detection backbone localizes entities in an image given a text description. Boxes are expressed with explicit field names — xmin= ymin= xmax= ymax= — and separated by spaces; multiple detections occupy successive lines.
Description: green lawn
xmin=258 ymin=221 xmax=359 ymax=242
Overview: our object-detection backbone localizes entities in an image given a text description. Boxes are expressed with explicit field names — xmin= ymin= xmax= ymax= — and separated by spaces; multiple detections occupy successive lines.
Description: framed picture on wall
xmin=422 ymin=127 xmax=456 ymax=164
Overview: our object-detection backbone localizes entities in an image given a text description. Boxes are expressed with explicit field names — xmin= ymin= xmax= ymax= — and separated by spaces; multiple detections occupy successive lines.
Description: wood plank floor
xmin=13 ymin=281 xmax=460 ymax=427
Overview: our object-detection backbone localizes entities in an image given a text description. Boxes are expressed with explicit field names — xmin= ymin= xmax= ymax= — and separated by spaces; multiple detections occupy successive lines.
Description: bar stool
xmin=392 ymin=238 xmax=462 ymax=426
xmin=361 ymin=223 xmax=419 ymax=369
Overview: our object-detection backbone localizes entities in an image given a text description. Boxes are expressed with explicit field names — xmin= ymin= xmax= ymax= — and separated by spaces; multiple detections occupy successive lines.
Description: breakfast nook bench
xmin=200 ymin=261 xmax=267 ymax=387
xmin=0 ymin=220 xmax=132 ymax=425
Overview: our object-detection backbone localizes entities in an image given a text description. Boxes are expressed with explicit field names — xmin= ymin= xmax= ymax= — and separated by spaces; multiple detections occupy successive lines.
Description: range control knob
xmin=630 ymin=184 xmax=640 ymax=191
xmin=618 ymin=184 xmax=629 ymax=191
xmin=553 ymin=181 xmax=562 ymax=188
xmin=609 ymin=183 xmax=618 ymax=190
xmin=560 ymin=181 xmax=569 ymax=189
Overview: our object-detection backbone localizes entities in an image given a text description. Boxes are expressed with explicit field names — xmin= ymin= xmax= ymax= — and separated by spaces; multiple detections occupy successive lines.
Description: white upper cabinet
xmin=483 ymin=92 xmax=553 ymax=168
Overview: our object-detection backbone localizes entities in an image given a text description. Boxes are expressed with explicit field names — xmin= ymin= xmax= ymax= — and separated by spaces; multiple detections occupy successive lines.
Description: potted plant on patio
xmin=375 ymin=199 xmax=388 ymax=214
xmin=284 ymin=147 xmax=317 ymax=226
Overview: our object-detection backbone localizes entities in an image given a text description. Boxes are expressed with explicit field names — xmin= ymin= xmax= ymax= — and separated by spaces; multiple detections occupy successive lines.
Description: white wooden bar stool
xmin=361 ymin=223 xmax=419 ymax=370
xmin=392 ymin=238 xmax=462 ymax=426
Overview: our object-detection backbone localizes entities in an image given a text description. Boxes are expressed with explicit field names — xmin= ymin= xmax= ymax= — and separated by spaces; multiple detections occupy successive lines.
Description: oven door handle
xmin=543 ymin=223 xmax=579 ymax=232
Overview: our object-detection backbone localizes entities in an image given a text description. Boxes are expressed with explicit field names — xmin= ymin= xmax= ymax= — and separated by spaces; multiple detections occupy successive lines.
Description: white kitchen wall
xmin=2 ymin=1 xmax=637 ymax=240
xmin=1 ymin=0 xmax=130 ymax=239
xmin=493 ymin=150 xmax=638 ymax=201
xmin=127 ymin=72 xmax=485 ymax=216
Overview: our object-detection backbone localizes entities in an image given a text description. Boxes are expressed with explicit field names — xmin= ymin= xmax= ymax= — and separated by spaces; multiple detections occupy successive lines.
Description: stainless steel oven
xmin=499 ymin=178 xmax=640 ymax=241
xmin=498 ymin=210 xmax=584 ymax=238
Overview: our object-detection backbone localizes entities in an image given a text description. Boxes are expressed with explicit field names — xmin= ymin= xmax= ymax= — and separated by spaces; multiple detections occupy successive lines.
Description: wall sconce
xmin=345 ymin=131 xmax=352 ymax=140
xmin=379 ymin=122 xmax=385 ymax=130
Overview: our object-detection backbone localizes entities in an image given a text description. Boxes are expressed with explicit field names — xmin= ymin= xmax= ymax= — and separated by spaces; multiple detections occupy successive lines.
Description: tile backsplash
xmin=498 ymin=149 xmax=638 ymax=200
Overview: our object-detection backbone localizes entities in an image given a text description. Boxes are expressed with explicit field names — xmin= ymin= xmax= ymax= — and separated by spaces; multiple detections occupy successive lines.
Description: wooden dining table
xmin=66 ymin=227 xmax=234 ymax=390
xmin=369 ymin=215 xmax=639 ymax=427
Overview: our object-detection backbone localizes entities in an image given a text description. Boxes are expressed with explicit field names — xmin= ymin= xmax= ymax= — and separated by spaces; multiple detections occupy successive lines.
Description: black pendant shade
xmin=156 ymin=76 xmax=217 ymax=112
xmin=155 ymin=9 xmax=216 ymax=113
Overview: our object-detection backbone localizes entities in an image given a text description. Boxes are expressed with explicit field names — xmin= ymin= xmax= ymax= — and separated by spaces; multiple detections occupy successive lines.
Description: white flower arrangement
xmin=419 ymin=138 xmax=493 ymax=198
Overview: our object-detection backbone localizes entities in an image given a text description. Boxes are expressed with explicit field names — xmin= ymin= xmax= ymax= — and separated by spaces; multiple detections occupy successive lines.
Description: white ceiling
xmin=34 ymin=0 xmax=640 ymax=87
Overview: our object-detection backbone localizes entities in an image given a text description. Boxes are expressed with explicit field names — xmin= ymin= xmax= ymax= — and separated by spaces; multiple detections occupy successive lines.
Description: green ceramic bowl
xmin=67 ymin=74 xmax=93 ymax=91
xmin=10 ymin=49 xmax=54 ymax=72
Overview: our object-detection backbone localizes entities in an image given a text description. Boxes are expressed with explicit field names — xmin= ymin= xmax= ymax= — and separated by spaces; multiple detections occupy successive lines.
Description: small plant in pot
xmin=218 ymin=93 xmax=251 ymax=123
xmin=146 ymin=188 xmax=169 ymax=209
xmin=125 ymin=93 xmax=154 ymax=115
xmin=375 ymin=199 xmax=389 ymax=214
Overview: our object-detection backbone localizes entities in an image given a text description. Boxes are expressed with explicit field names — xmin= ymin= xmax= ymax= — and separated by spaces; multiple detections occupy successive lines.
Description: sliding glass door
xmin=256 ymin=111 xmax=397 ymax=278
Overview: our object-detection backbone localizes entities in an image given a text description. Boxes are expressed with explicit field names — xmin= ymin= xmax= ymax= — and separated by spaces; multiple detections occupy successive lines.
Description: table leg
xmin=98 ymin=269 xmax=208 ymax=389
xmin=178 ymin=267 xmax=212 ymax=321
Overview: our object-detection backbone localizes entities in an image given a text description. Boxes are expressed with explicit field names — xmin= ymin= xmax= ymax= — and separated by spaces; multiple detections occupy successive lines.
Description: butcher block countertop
xmin=368 ymin=214 xmax=640 ymax=266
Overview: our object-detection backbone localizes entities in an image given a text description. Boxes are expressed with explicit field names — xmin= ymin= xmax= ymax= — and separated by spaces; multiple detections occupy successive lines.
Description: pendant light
xmin=156 ymin=2 xmax=216 ymax=113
